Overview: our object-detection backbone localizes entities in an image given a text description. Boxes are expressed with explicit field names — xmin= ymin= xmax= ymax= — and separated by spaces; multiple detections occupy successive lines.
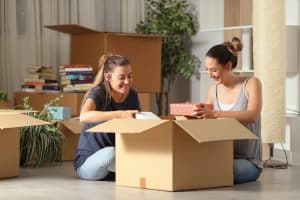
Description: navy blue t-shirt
xmin=74 ymin=85 xmax=140 ymax=170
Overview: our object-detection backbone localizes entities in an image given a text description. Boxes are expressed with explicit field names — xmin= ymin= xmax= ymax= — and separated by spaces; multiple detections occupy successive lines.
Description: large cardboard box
xmin=45 ymin=24 xmax=162 ymax=93
xmin=57 ymin=119 xmax=81 ymax=161
xmin=0 ymin=100 xmax=12 ymax=109
xmin=0 ymin=111 xmax=48 ymax=178
xmin=138 ymin=93 xmax=152 ymax=112
xmin=88 ymin=118 xmax=257 ymax=191
xmin=14 ymin=92 xmax=85 ymax=117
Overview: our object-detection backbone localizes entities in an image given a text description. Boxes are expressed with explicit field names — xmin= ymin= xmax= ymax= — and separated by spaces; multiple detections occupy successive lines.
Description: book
xmin=59 ymin=64 xmax=92 ymax=68
xmin=61 ymin=67 xmax=93 ymax=72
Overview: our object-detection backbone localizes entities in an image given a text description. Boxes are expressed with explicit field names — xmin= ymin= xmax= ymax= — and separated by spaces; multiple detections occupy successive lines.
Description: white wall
xmin=286 ymin=0 xmax=300 ymax=25
xmin=285 ymin=0 xmax=300 ymax=114
xmin=188 ymin=0 xmax=224 ymax=103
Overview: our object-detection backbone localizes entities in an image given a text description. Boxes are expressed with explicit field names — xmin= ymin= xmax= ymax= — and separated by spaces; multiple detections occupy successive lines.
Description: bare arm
xmin=206 ymin=85 xmax=214 ymax=104
xmin=214 ymin=77 xmax=262 ymax=123
xmin=198 ymin=77 xmax=262 ymax=124
xmin=79 ymin=98 xmax=138 ymax=123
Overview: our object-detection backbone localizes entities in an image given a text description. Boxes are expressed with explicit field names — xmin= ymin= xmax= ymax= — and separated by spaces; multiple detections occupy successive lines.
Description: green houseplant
xmin=20 ymin=96 xmax=65 ymax=167
xmin=136 ymin=0 xmax=199 ymax=115
xmin=0 ymin=90 xmax=11 ymax=108
xmin=0 ymin=90 xmax=8 ymax=101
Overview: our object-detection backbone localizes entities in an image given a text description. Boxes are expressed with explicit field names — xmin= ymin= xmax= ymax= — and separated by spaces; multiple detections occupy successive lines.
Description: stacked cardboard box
xmin=45 ymin=24 xmax=162 ymax=93
xmin=15 ymin=92 xmax=85 ymax=117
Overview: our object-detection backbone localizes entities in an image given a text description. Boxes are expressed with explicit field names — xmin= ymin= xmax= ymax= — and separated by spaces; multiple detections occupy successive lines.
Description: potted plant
xmin=20 ymin=95 xmax=65 ymax=167
xmin=0 ymin=90 xmax=11 ymax=108
xmin=136 ymin=0 xmax=200 ymax=115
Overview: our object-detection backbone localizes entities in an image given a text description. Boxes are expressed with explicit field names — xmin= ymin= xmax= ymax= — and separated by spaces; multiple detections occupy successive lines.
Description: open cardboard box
xmin=45 ymin=24 xmax=162 ymax=93
xmin=87 ymin=118 xmax=257 ymax=191
xmin=56 ymin=118 xmax=82 ymax=161
xmin=0 ymin=110 xmax=48 ymax=178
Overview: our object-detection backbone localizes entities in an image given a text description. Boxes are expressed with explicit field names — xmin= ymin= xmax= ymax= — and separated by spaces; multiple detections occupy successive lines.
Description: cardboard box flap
xmin=0 ymin=114 xmax=48 ymax=129
xmin=0 ymin=109 xmax=37 ymax=114
xmin=59 ymin=118 xmax=82 ymax=134
xmin=108 ymin=32 xmax=163 ymax=38
xmin=174 ymin=118 xmax=257 ymax=143
xmin=45 ymin=24 xmax=98 ymax=34
xmin=87 ymin=119 xmax=167 ymax=134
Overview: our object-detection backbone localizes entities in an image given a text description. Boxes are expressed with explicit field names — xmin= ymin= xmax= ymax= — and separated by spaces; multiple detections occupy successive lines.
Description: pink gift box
xmin=170 ymin=103 xmax=213 ymax=116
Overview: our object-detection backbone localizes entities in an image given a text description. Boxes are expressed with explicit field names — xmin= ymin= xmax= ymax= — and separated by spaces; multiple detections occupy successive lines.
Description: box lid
xmin=45 ymin=24 xmax=163 ymax=38
xmin=0 ymin=114 xmax=48 ymax=129
xmin=0 ymin=109 xmax=37 ymax=114
xmin=87 ymin=118 xmax=257 ymax=143
xmin=87 ymin=119 xmax=168 ymax=134
xmin=174 ymin=118 xmax=257 ymax=143
xmin=59 ymin=118 xmax=82 ymax=134
xmin=45 ymin=24 xmax=98 ymax=34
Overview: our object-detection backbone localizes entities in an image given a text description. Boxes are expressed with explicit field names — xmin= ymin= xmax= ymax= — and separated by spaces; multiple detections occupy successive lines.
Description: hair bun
xmin=231 ymin=37 xmax=243 ymax=51
xmin=223 ymin=37 xmax=243 ymax=56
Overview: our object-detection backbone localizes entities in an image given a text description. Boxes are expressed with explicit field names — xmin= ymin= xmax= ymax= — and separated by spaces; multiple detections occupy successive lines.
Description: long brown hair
xmin=81 ymin=54 xmax=130 ymax=107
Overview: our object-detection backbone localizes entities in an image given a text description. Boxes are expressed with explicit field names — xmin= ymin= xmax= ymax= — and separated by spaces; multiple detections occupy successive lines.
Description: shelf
xmin=200 ymin=69 xmax=254 ymax=74
xmin=199 ymin=25 xmax=253 ymax=33
xmin=233 ymin=69 xmax=255 ymax=73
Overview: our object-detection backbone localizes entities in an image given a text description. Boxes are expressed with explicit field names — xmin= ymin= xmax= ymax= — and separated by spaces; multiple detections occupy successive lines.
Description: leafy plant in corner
xmin=20 ymin=95 xmax=65 ymax=167
xmin=0 ymin=90 xmax=8 ymax=101
xmin=136 ymin=0 xmax=200 ymax=115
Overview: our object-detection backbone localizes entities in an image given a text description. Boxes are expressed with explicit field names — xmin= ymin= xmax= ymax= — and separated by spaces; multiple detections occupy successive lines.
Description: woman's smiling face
xmin=204 ymin=56 xmax=231 ymax=85
xmin=105 ymin=65 xmax=132 ymax=95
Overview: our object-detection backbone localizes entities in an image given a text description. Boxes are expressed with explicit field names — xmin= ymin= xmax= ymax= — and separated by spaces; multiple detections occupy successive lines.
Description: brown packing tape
xmin=140 ymin=177 xmax=146 ymax=189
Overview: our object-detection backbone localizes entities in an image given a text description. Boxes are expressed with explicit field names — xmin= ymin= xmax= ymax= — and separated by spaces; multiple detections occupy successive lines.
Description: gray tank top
xmin=213 ymin=78 xmax=262 ymax=168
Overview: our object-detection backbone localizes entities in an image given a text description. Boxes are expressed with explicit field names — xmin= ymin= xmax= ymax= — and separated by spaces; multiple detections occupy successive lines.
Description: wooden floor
xmin=0 ymin=161 xmax=299 ymax=200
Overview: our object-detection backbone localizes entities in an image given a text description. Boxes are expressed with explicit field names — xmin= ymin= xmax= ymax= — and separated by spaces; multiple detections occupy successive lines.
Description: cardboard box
xmin=45 ymin=24 xmax=162 ymax=93
xmin=170 ymin=103 xmax=214 ymax=116
xmin=138 ymin=93 xmax=152 ymax=111
xmin=87 ymin=118 xmax=257 ymax=191
xmin=0 ymin=100 xmax=12 ymax=109
xmin=57 ymin=119 xmax=81 ymax=161
xmin=48 ymin=106 xmax=71 ymax=120
xmin=0 ymin=112 xmax=48 ymax=178
xmin=14 ymin=92 xmax=85 ymax=117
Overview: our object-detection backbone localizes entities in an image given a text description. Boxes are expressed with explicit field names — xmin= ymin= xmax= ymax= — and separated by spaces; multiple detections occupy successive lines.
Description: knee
xmin=103 ymin=146 xmax=115 ymax=156
xmin=77 ymin=166 xmax=108 ymax=181
xmin=234 ymin=159 xmax=261 ymax=184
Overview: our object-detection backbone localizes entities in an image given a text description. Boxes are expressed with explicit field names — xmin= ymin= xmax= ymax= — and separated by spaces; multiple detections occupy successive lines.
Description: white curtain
xmin=0 ymin=0 xmax=144 ymax=99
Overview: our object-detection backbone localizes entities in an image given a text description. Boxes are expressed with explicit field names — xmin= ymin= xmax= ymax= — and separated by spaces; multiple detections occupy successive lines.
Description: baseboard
xmin=273 ymin=148 xmax=300 ymax=166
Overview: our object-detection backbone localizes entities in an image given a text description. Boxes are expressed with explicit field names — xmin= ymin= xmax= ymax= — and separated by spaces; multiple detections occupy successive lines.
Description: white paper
xmin=135 ymin=112 xmax=160 ymax=120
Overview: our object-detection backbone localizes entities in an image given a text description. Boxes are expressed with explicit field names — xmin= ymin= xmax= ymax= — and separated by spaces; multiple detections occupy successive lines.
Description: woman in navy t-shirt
xmin=74 ymin=54 xmax=140 ymax=180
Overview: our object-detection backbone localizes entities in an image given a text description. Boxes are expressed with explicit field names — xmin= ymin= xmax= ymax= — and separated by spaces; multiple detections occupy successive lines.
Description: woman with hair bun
xmin=74 ymin=54 xmax=140 ymax=181
xmin=193 ymin=38 xmax=263 ymax=184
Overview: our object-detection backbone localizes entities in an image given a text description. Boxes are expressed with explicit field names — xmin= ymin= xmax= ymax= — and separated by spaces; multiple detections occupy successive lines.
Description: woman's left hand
xmin=192 ymin=104 xmax=216 ymax=119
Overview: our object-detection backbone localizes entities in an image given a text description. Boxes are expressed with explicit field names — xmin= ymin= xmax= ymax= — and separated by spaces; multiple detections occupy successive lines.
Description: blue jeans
xmin=77 ymin=147 xmax=115 ymax=181
xmin=234 ymin=159 xmax=262 ymax=184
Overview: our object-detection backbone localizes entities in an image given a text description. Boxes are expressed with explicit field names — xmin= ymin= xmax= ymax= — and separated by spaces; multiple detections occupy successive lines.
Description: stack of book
xmin=22 ymin=65 xmax=60 ymax=93
xmin=59 ymin=64 xmax=94 ymax=93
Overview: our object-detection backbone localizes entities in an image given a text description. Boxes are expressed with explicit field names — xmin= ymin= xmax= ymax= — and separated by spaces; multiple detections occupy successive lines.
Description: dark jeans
xmin=234 ymin=159 xmax=262 ymax=184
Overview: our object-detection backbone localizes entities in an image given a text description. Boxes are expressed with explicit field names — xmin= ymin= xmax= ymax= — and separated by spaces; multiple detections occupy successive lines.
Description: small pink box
xmin=170 ymin=103 xmax=213 ymax=116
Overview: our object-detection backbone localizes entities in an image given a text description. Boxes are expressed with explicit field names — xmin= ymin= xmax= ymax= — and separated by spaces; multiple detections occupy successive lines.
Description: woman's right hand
xmin=118 ymin=110 xmax=138 ymax=119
